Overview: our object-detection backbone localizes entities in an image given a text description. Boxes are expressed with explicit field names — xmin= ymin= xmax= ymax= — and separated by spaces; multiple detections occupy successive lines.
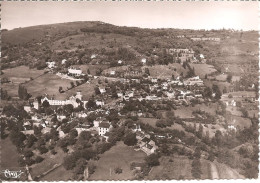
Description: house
xmin=151 ymin=78 xmax=158 ymax=83
xmin=99 ymin=87 xmax=106 ymax=94
xmin=46 ymin=61 xmax=56 ymax=69
xmin=68 ymin=67 xmax=83 ymax=76
xmin=91 ymin=54 xmax=97 ymax=59
xmin=95 ymin=100 xmax=105 ymax=106
xmin=132 ymin=124 xmax=142 ymax=132
xmin=33 ymin=101 xmax=39 ymax=110
xmin=24 ymin=106 xmax=32 ymax=113
xmin=98 ymin=122 xmax=112 ymax=136
xmin=184 ymin=76 xmax=203 ymax=86
xmin=118 ymin=60 xmax=123 ymax=64
xmin=62 ymin=59 xmax=67 ymax=65
xmin=57 ymin=115 xmax=66 ymax=121
xmin=141 ymin=58 xmax=147 ymax=64
xmin=110 ymin=70 xmax=116 ymax=75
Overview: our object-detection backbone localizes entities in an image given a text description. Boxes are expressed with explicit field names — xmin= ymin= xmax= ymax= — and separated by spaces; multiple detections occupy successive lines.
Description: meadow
xmin=89 ymin=141 xmax=146 ymax=180
xmin=190 ymin=64 xmax=217 ymax=78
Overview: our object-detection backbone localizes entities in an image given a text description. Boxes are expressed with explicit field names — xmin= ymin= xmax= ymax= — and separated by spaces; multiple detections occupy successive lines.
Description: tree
xmin=18 ymin=84 xmax=31 ymax=100
xmin=114 ymin=167 xmax=123 ymax=174
xmin=212 ymin=84 xmax=222 ymax=100
xmin=74 ymin=158 xmax=87 ymax=175
xmin=145 ymin=154 xmax=160 ymax=167
xmin=23 ymin=149 xmax=34 ymax=158
xmin=70 ymin=81 xmax=75 ymax=88
xmin=144 ymin=68 xmax=150 ymax=76
xmin=42 ymin=100 xmax=50 ymax=108
xmin=94 ymin=87 xmax=101 ymax=95
xmin=191 ymin=159 xmax=202 ymax=179
xmin=35 ymin=156 xmax=44 ymax=163
xmin=87 ymin=69 xmax=90 ymax=75
xmin=86 ymin=97 xmax=96 ymax=109
xmin=227 ymin=74 xmax=232 ymax=83
xmin=59 ymin=86 xmax=64 ymax=93
xmin=203 ymin=86 xmax=212 ymax=99
xmin=63 ymin=154 xmax=78 ymax=170
xmin=63 ymin=104 xmax=74 ymax=115
xmin=193 ymin=147 xmax=201 ymax=159
xmin=123 ymin=132 xmax=137 ymax=146
xmin=156 ymin=120 xmax=166 ymax=128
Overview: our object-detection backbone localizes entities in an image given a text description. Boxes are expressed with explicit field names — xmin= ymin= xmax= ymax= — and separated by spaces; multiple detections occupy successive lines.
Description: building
xmin=41 ymin=91 xmax=87 ymax=108
xmin=184 ymin=76 xmax=204 ymax=86
xmin=46 ymin=61 xmax=56 ymax=69
xmin=98 ymin=122 xmax=112 ymax=136
xmin=141 ymin=58 xmax=147 ymax=64
xmin=68 ymin=67 xmax=83 ymax=76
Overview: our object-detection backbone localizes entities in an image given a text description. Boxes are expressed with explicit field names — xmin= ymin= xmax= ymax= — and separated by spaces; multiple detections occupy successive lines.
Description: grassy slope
xmin=0 ymin=137 xmax=20 ymax=169
xmin=89 ymin=141 xmax=146 ymax=180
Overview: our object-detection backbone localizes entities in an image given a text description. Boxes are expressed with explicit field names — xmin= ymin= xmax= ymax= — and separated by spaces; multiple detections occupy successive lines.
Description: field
xmin=139 ymin=117 xmax=185 ymax=131
xmin=1 ymin=66 xmax=45 ymax=97
xmin=40 ymin=166 xmax=73 ymax=181
xmin=139 ymin=118 xmax=158 ymax=127
xmin=184 ymin=122 xmax=225 ymax=138
xmin=225 ymin=115 xmax=252 ymax=129
xmin=24 ymin=73 xmax=72 ymax=98
xmin=89 ymin=141 xmax=146 ymax=180
xmin=214 ymin=161 xmax=244 ymax=179
xmin=147 ymin=155 xmax=211 ymax=180
xmin=190 ymin=64 xmax=217 ymax=78
xmin=72 ymin=64 xmax=109 ymax=76
xmin=142 ymin=63 xmax=189 ymax=79
xmin=174 ymin=103 xmax=218 ymax=118
xmin=30 ymin=148 xmax=68 ymax=180
xmin=1 ymin=66 xmax=45 ymax=79
xmin=0 ymin=137 xmax=20 ymax=169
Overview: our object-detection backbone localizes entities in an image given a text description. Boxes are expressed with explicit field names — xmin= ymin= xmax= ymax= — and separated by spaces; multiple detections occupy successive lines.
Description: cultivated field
xmin=190 ymin=64 xmax=217 ymax=78
xmin=142 ymin=63 xmax=189 ymax=79
xmin=24 ymin=73 xmax=72 ymax=98
xmin=1 ymin=66 xmax=44 ymax=79
xmin=174 ymin=103 xmax=218 ymax=118
xmin=89 ymin=141 xmax=146 ymax=180
xmin=147 ymin=156 xmax=195 ymax=180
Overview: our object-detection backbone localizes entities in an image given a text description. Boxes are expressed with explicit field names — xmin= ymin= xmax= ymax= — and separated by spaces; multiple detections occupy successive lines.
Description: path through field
xmin=210 ymin=162 xmax=219 ymax=179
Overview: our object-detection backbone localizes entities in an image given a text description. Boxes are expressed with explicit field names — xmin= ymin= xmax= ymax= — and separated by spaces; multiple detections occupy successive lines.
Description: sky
xmin=2 ymin=1 xmax=259 ymax=31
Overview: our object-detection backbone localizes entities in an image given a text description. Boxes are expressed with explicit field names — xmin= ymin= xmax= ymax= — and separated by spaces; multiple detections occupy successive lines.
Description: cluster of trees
xmin=1 ymin=88 xmax=11 ymax=100
xmin=155 ymin=111 xmax=176 ymax=128
xmin=191 ymin=147 xmax=202 ymax=179
xmin=18 ymin=84 xmax=31 ymax=100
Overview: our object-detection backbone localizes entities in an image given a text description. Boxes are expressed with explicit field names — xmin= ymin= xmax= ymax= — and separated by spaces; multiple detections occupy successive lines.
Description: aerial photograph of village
xmin=0 ymin=1 xmax=259 ymax=181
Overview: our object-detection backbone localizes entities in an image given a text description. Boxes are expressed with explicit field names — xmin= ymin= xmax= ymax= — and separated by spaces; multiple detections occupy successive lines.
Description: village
xmin=1 ymin=20 xmax=259 ymax=181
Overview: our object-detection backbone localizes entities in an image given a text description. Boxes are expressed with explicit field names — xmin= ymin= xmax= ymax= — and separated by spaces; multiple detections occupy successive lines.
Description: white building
xmin=62 ymin=59 xmax=67 ymax=65
xmin=41 ymin=91 xmax=87 ymax=108
xmin=68 ymin=67 xmax=83 ymax=76
xmin=141 ymin=58 xmax=147 ymax=64
xmin=96 ymin=100 xmax=105 ymax=107
xmin=46 ymin=61 xmax=56 ymax=69
xmin=98 ymin=122 xmax=112 ymax=136
xmin=184 ymin=76 xmax=204 ymax=86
